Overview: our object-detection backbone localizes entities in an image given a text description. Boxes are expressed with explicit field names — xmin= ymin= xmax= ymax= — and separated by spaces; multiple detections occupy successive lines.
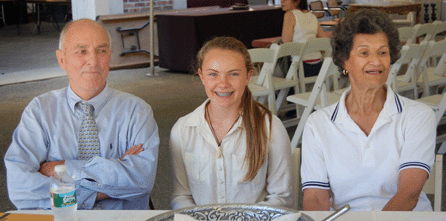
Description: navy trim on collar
xmin=394 ymin=93 xmax=403 ymax=113
xmin=331 ymin=102 xmax=340 ymax=122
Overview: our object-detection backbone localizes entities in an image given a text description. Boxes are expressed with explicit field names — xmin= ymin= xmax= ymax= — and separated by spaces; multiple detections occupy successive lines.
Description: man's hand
xmin=39 ymin=160 xmax=65 ymax=177
xmin=96 ymin=192 xmax=110 ymax=201
xmin=120 ymin=144 xmax=144 ymax=161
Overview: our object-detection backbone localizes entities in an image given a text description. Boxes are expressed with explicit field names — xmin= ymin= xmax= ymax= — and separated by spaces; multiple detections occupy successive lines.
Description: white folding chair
xmin=287 ymin=57 xmax=341 ymax=148
xmin=406 ymin=23 xmax=438 ymax=45
xmin=269 ymin=42 xmax=306 ymax=114
xmin=416 ymin=40 xmax=446 ymax=97
xmin=291 ymin=147 xmax=301 ymax=210
xmin=298 ymin=38 xmax=334 ymax=93
xmin=248 ymin=48 xmax=278 ymax=114
xmin=430 ymin=20 xmax=446 ymax=42
xmin=389 ymin=43 xmax=428 ymax=99
xmin=398 ymin=26 xmax=416 ymax=44
xmin=422 ymin=153 xmax=443 ymax=211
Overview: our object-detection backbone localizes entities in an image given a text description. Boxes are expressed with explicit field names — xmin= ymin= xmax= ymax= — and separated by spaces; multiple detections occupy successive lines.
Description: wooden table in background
xmin=348 ymin=1 xmax=422 ymax=24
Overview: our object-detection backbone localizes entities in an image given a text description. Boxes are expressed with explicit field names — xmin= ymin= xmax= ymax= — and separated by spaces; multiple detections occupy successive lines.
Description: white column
xmin=72 ymin=0 xmax=123 ymax=21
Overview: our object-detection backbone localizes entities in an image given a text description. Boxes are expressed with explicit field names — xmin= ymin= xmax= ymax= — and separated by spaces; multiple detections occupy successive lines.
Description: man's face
xmin=56 ymin=20 xmax=112 ymax=100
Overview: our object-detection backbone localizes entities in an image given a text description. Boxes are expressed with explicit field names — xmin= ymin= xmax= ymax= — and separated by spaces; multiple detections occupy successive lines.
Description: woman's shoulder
xmin=307 ymin=102 xmax=341 ymax=125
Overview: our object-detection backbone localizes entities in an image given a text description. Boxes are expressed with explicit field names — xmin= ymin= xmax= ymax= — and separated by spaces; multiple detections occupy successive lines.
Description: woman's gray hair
xmin=59 ymin=19 xmax=113 ymax=50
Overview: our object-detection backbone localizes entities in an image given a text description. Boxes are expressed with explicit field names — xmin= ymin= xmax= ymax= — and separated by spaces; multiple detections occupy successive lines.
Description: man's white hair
xmin=59 ymin=19 xmax=112 ymax=50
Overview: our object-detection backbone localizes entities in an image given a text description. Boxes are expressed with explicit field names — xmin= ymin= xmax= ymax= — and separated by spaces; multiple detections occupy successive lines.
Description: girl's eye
xmin=230 ymin=73 xmax=239 ymax=76
xmin=209 ymin=73 xmax=217 ymax=76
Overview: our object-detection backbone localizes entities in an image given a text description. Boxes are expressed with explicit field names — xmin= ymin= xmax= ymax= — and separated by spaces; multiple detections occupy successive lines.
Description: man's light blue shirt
xmin=4 ymin=85 xmax=159 ymax=210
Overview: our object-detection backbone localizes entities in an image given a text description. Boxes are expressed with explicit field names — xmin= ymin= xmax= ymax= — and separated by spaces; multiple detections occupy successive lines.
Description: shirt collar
xmin=331 ymin=84 xmax=404 ymax=124
xmin=67 ymin=83 xmax=111 ymax=113
xmin=184 ymin=99 xmax=244 ymax=130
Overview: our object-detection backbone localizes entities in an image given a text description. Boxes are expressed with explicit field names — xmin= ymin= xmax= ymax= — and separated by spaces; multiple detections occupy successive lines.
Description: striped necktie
xmin=78 ymin=102 xmax=101 ymax=160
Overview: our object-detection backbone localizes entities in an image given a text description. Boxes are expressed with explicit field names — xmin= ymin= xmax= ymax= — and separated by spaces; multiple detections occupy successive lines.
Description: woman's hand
xmin=303 ymin=188 xmax=331 ymax=211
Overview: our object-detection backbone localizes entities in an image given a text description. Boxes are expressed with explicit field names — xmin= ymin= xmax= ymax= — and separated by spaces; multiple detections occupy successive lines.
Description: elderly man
xmin=4 ymin=19 xmax=159 ymax=210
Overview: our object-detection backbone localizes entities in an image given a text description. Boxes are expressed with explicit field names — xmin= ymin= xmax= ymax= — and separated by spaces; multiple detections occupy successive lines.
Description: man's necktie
xmin=78 ymin=102 xmax=101 ymax=160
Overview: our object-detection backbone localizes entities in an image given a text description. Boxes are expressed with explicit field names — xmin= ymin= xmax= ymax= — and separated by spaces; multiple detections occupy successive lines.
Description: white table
xmin=8 ymin=210 xmax=446 ymax=221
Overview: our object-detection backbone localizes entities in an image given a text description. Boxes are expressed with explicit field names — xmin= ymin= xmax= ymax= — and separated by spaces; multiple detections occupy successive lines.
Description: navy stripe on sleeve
xmin=302 ymin=181 xmax=331 ymax=189
xmin=330 ymin=102 xmax=340 ymax=122
xmin=399 ymin=162 xmax=431 ymax=173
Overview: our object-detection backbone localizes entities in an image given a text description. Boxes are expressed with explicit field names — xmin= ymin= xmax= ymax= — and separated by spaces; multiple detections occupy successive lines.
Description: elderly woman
xmin=281 ymin=0 xmax=326 ymax=77
xmin=301 ymin=9 xmax=436 ymax=211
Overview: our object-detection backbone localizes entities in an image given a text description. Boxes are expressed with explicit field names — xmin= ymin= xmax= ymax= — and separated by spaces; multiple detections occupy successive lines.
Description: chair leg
xmin=149 ymin=197 xmax=155 ymax=210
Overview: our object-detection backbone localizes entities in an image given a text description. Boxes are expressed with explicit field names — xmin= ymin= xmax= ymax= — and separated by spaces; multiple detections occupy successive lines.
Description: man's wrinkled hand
xmin=39 ymin=160 xmax=65 ymax=177
xmin=120 ymin=144 xmax=144 ymax=161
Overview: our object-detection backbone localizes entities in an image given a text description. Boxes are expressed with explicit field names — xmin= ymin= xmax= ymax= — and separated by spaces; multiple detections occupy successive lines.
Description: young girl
xmin=170 ymin=37 xmax=293 ymax=209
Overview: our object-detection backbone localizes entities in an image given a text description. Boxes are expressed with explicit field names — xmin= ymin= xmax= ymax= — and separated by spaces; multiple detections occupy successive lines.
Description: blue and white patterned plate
xmin=147 ymin=204 xmax=314 ymax=221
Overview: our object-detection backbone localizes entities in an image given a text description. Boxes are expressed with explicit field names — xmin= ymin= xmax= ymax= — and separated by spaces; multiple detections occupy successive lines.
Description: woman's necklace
xmin=206 ymin=104 xmax=240 ymax=147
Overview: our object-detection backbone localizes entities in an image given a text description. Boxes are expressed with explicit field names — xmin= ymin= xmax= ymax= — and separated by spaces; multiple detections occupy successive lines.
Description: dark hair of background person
xmin=330 ymin=8 xmax=401 ymax=72
xmin=294 ymin=0 xmax=308 ymax=11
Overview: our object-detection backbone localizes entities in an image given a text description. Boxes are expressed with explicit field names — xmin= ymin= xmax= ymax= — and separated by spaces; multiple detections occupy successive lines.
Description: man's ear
xmin=56 ymin=49 xmax=66 ymax=70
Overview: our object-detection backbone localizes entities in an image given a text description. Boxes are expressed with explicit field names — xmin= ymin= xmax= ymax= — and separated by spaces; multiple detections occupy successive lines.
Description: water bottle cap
xmin=54 ymin=165 xmax=67 ymax=173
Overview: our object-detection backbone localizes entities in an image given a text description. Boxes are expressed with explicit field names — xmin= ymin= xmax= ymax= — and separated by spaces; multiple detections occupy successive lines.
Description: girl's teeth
xmin=216 ymin=92 xmax=232 ymax=97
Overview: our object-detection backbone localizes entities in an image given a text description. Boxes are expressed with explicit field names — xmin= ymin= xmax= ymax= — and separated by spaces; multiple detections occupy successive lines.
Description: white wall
xmin=72 ymin=0 xmax=124 ymax=21
xmin=173 ymin=0 xmax=187 ymax=10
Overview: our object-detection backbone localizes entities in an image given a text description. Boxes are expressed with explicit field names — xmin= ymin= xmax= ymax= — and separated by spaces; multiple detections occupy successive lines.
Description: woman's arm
xmin=382 ymin=168 xmax=428 ymax=211
xmin=281 ymin=11 xmax=296 ymax=43
xmin=303 ymin=188 xmax=331 ymax=210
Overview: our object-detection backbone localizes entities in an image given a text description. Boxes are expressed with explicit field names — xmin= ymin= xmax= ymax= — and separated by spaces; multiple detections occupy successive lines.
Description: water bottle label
xmin=51 ymin=190 xmax=77 ymax=208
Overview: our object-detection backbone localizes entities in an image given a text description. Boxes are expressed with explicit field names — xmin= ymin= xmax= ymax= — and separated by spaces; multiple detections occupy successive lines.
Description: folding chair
xmin=398 ymin=26 xmax=415 ymax=44
xmin=422 ymin=153 xmax=443 ymax=211
xmin=287 ymin=57 xmax=341 ymax=148
xmin=248 ymin=48 xmax=278 ymax=114
xmin=389 ymin=43 xmax=428 ymax=99
xmin=298 ymin=38 xmax=334 ymax=93
xmin=431 ymin=20 xmax=446 ymax=42
xmin=416 ymin=40 xmax=446 ymax=97
xmin=291 ymin=147 xmax=301 ymax=210
xmin=269 ymin=42 xmax=306 ymax=114
xmin=406 ymin=23 xmax=438 ymax=45
xmin=326 ymin=0 xmax=347 ymax=17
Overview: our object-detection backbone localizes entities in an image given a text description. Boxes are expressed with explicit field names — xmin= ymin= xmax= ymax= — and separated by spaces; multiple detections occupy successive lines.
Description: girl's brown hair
xmin=196 ymin=36 xmax=272 ymax=181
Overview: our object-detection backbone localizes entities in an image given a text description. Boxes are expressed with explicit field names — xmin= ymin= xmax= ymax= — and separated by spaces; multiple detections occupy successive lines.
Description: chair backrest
xmin=406 ymin=23 xmax=438 ymax=45
xmin=387 ymin=43 xmax=428 ymax=89
xmin=422 ymin=154 xmax=443 ymax=211
xmin=298 ymin=38 xmax=333 ymax=92
xmin=291 ymin=147 xmax=301 ymax=210
xmin=272 ymin=41 xmax=307 ymax=80
xmin=431 ymin=20 xmax=446 ymax=41
xmin=291 ymin=57 xmax=339 ymax=147
xmin=419 ymin=40 xmax=446 ymax=77
xmin=309 ymin=1 xmax=324 ymax=11
xmin=398 ymin=26 xmax=415 ymax=43
xmin=248 ymin=48 xmax=277 ymax=86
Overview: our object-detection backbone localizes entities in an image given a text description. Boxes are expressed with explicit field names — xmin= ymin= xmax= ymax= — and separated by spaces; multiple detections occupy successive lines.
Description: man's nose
xmin=86 ymin=51 xmax=99 ymax=66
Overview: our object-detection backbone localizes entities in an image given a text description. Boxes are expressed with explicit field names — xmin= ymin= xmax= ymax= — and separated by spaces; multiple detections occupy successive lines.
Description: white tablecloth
xmin=8 ymin=210 xmax=446 ymax=221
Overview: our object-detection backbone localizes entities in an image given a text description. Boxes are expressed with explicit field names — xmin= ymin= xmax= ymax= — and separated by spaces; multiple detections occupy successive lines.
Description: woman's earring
xmin=343 ymin=69 xmax=349 ymax=75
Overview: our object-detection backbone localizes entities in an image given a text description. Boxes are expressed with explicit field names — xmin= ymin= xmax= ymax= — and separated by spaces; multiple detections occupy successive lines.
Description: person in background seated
xmin=4 ymin=19 xmax=159 ymax=210
xmin=301 ymin=9 xmax=435 ymax=211
xmin=281 ymin=0 xmax=327 ymax=78
xmin=170 ymin=37 xmax=293 ymax=209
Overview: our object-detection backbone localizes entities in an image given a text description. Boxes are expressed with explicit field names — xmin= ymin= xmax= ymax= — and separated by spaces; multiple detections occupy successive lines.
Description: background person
xmin=170 ymin=37 xmax=293 ymax=209
xmin=280 ymin=0 xmax=327 ymax=78
xmin=301 ymin=9 xmax=435 ymax=211
xmin=4 ymin=19 xmax=159 ymax=210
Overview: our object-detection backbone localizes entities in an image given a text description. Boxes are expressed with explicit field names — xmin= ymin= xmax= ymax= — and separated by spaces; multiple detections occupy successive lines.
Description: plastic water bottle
xmin=50 ymin=165 xmax=78 ymax=221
